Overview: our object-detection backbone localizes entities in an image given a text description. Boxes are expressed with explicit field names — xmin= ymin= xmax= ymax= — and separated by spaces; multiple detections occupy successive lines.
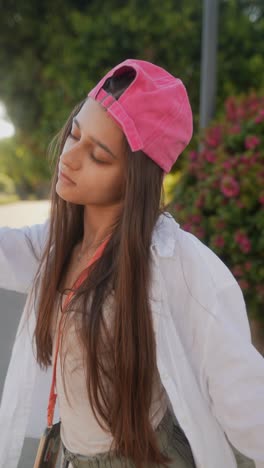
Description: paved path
xmin=0 ymin=199 xmax=50 ymax=227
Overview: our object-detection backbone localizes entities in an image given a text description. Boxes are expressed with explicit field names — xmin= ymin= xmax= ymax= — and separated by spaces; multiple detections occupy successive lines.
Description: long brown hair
xmin=30 ymin=67 xmax=173 ymax=468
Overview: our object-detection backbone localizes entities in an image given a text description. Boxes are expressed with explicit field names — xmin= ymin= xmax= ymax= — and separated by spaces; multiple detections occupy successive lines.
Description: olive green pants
xmin=60 ymin=407 xmax=196 ymax=468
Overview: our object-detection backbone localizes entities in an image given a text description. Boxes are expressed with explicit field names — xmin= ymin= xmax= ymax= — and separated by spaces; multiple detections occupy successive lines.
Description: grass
xmin=0 ymin=194 xmax=20 ymax=205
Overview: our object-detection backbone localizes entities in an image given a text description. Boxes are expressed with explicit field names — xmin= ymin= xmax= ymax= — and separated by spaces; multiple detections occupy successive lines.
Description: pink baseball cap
xmin=87 ymin=58 xmax=193 ymax=173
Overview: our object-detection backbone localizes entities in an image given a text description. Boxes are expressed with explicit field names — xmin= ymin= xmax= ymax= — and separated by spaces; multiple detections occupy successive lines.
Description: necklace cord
xmin=47 ymin=236 xmax=110 ymax=427
xmin=77 ymin=233 xmax=111 ymax=261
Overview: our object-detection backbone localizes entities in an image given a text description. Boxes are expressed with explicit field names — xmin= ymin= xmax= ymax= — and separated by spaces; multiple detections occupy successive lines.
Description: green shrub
xmin=0 ymin=172 xmax=16 ymax=195
xmin=169 ymin=92 xmax=264 ymax=323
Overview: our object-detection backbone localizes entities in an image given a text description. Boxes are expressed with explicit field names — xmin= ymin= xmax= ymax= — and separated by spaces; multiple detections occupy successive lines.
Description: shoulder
xmin=151 ymin=212 xmax=251 ymax=375
xmin=151 ymin=211 xmax=238 ymax=308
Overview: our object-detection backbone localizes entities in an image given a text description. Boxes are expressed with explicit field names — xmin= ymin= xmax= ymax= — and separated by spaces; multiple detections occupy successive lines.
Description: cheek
xmin=80 ymin=165 xmax=125 ymax=202
xmin=99 ymin=168 xmax=125 ymax=200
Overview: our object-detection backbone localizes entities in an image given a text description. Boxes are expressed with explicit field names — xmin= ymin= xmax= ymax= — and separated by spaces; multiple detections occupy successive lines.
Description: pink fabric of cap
xmin=87 ymin=58 xmax=193 ymax=173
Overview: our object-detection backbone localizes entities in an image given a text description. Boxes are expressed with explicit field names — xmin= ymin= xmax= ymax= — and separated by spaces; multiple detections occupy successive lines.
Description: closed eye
xmin=68 ymin=132 xmax=105 ymax=164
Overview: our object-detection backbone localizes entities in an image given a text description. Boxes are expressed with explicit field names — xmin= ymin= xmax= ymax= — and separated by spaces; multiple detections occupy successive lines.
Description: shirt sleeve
xmin=201 ymin=280 xmax=264 ymax=467
xmin=0 ymin=218 xmax=50 ymax=294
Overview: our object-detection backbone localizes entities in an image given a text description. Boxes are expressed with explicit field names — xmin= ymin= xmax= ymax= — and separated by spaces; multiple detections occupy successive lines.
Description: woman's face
xmin=56 ymin=97 xmax=127 ymax=207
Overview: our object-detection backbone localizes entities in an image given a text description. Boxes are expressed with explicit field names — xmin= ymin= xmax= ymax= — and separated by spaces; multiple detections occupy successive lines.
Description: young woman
xmin=0 ymin=59 xmax=263 ymax=468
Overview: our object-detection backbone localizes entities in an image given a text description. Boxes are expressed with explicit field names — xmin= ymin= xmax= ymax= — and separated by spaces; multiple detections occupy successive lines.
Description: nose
xmin=59 ymin=141 xmax=82 ymax=171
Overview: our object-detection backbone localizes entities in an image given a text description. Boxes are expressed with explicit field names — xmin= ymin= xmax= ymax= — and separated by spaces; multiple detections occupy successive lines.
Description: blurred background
xmin=0 ymin=1 xmax=263 ymax=465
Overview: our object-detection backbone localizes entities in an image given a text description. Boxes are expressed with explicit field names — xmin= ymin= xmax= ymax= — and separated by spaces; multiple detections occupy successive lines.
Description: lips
xmin=59 ymin=170 xmax=75 ymax=184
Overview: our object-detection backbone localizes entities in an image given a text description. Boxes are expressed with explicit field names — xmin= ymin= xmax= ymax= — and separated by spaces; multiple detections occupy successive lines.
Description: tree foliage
xmin=0 ymin=0 xmax=263 ymax=191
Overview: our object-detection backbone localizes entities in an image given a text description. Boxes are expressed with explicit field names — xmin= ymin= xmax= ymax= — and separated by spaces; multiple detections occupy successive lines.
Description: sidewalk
xmin=0 ymin=199 xmax=50 ymax=227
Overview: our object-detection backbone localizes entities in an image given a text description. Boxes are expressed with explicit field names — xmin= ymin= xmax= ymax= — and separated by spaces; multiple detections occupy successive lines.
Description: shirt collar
xmin=150 ymin=211 xmax=179 ymax=257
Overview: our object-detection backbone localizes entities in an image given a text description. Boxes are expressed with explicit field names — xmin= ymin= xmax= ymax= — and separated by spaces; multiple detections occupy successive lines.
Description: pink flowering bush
xmin=169 ymin=92 xmax=264 ymax=323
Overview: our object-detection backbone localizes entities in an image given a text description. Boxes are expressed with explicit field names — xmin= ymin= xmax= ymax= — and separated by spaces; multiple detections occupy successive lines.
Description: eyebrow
xmin=72 ymin=117 xmax=117 ymax=159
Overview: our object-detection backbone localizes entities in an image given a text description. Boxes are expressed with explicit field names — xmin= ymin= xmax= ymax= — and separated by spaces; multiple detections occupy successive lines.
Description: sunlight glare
xmin=0 ymin=102 xmax=15 ymax=139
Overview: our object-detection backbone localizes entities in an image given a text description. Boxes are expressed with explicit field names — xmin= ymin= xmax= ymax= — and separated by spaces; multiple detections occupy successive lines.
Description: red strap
xmin=47 ymin=236 xmax=110 ymax=427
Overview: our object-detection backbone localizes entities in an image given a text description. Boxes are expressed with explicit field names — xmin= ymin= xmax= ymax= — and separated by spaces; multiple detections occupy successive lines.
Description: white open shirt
xmin=0 ymin=211 xmax=263 ymax=468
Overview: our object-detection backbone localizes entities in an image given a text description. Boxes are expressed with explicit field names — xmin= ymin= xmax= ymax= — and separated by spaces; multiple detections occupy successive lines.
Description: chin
xmin=55 ymin=182 xmax=74 ymax=201
xmin=56 ymin=184 xmax=85 ymax=205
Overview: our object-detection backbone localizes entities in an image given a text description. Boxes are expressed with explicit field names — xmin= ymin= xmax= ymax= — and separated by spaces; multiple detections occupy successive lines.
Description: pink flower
xmin=215 ymin=220 xmax=226 ymax=229
xmin=204 ymin=150 xmax=217 ymax=163
xmin=248 ymin=99 xmax=259 ymax=114
xmin=205 ymin=126 xmax=222 ymax=147
xmin=220 ymin=175 xmax=240 ymax=197
xmin=196 ymin=226 xmax=205 ymax=238
xmin=174 ymin=202 xmax=183 ymax=211
xmin=254 ymin=110 xmax=264 ymax=124
xmin=238 ymin=279 xmax=249 ymax=290
xmin=190 ymin=214 xmax=202 ymax=223
xmin=189 ymin=151 xmax=198 ymax=161
xmin=195 ymin=193 xmax=206 ymax=208
xmin=197 ymin=171 xmax=207 ymax=180
xmin=235 ymin=200 xmax=245 ymax=208
xmin=222 ymin=161 xmax=233 ymax=170
xmin=245 ymin=135 xmax=261 ymax=150
xmin=214 ymin=235 xmax=225 ymax=248
xmin=239 ymin=154 xmax=251 ymax=165
xmin=212 ymin=180 xmax=219 ymax=188
xmin=244 ymin=261 xmax=252 ymax=272
xmin=236 ymin=106 xmax=246 ymax=120
xmin=234 ymin=231 xmax=251 ymax=253
xmin=229 ymin=123 xmax=241 ymax=134
xmin=234 ymin=231 xmax=244 ymax=242
xmin=191 ymin=225 xmax=205 ymax=239
xmin=231 ymin=158 xmax=240 ymax=167
xmin=182 ymin=222 xmax=192 ymax=232
xmin=259 ymin=193 xmax=264 ymax=205
xmin=249 ymin=154 xmax=258 ymax=165
xmin=232 ymin=264 xmax=244 ymax=276
xmin=225 ymin=97 xmax=237 ymax=122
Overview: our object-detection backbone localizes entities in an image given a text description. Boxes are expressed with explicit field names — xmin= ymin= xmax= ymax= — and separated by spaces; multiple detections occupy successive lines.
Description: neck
xmin=81 ymin=203 xmax=122 ymax=250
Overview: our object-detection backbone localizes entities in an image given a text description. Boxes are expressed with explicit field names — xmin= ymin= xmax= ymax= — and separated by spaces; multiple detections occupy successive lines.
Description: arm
xmin=0 ymin=218 xmax=50 ymax=294
xmin=201 ymin=281 xmax=264 ymax=467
